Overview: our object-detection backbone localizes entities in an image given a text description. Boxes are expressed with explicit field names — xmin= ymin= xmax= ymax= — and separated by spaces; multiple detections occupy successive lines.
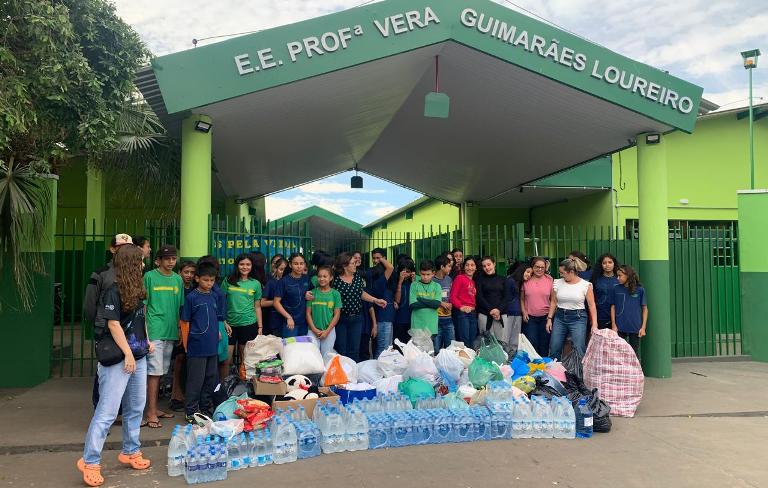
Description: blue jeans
xmin=436 ymin=317 xmax=455 ymax=351
xmin=549 ymin=308 xmax=588 ymax=360
xmin=522 ymin=315 xmax=551 ymax=358
xmin=455 ymin=311 xmax=478 ymax=349
xmin=335 ymin=314 xmax=363 ymax=362
xmin=374 ymin=321 xmax=393 ymax=359
xmin=84 ymin=357 xmax=147 ymax=465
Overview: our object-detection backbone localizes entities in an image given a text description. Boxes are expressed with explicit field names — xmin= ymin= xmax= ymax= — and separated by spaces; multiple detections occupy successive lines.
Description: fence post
xmin=515 ymin=223 xmax=526 ymax=261
xmin=737 ymin=190 xmax=768 ymax=361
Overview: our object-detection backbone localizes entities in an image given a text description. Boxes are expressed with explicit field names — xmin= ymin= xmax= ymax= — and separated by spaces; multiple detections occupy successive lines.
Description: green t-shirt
xmin=409 ymin=280 xmax=441 ymax=335
xmin=143 ymin=269 xmax=184 ymax=340
xmin=221 ymin=278 xmax=262 ymax=326
xmin=310 ymin=288 xmax=342 ymax=331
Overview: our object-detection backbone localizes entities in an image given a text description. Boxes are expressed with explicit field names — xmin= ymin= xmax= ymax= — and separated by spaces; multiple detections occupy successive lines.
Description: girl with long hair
xmin=611 ymin=265 xmax=648 ymax=357
xmin=449 ymin=256 xmax=479 ymax=348
xmin=222 ymin=254 xmax=263 ymax=374
xmin=475 ymin=256 xmax=519 ymax=351
xmin=273 ymin=253 xmax=311 ymax=337
xmin=590 ymin=253 xmax=620 ymax=330
xmin=260 ymin=257 xmax=288 ymax=336
xmin=80 ymin=245 xmax=152 ymax=486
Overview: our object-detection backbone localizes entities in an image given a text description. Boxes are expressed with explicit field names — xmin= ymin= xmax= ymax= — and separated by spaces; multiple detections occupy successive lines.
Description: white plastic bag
xmin=446 ymin=340 xmax=476 ymax=367
xmin=192 ymin=414 xmax=243 ymax=441
xmin=282 ymin=336 xmax=325 ymax=375
xmin=395 ymin=338 xmax=426 ymax=363
xmin=357 ymin=360 xmax=384 ymax=384
xmin=517 ymin=333 xmax=541 ymax=360
xmin=408 ymin=328 xmax=435 ymax=355
xmin=434 ymin=349 xmax=465 ymax=382
xmin=457 ymin=384 xmax=478 ymax=400
xmin=405 ymin=352 xmax=440 ymax=385
xmin=244 ymin=334 xmax=283 ymax=379
xmin=377 ymin=347 xmax=408 ymax=377
xmin=374 ymin=374 xmax=403 ymax=394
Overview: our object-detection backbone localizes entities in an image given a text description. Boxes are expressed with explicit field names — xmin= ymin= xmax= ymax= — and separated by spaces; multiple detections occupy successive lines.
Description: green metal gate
xmin=52 ymin=218 xmax=180 ymax=378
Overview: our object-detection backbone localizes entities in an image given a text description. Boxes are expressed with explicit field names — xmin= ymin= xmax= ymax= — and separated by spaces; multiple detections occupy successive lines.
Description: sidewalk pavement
xmin=1 ymin=361 xmax=767 ymax=487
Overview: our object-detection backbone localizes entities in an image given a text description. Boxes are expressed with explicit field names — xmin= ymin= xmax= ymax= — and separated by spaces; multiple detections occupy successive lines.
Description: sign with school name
xmin=214 ymin=235 xmax=301 ymax=266
xmin=152 ymin=0 xmax=702 ymax=132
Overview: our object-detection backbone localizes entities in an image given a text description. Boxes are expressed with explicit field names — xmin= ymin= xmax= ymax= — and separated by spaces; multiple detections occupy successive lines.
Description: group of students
xmin=78 ymin=235 xmax=648 ymax=487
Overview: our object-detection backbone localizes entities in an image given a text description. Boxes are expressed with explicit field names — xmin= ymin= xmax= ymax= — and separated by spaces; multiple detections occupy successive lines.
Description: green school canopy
xmin=136 ymin=0 xmax=704 ymax=207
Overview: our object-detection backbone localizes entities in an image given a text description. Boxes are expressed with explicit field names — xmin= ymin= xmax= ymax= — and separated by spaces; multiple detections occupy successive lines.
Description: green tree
xmin=0 ymin=0 xmax=150 ymax=310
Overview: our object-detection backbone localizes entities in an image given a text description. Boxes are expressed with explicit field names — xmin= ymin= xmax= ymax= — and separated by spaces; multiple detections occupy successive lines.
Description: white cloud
xmin=265 ymin=193 xmax=399 ymax=222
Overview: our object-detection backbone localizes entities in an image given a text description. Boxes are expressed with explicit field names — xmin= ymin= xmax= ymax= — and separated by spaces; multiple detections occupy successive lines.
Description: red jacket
xmin=449 ymin=274 xmax=476 ymax=310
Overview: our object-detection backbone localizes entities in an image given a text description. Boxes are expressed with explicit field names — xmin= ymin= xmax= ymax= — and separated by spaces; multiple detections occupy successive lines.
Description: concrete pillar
xmin=462 ymin=202 xmax=480 ymax=256
xmin=0 ymin=175 xmax=57 ymax=387
xmin=737 ymin=190 xmax=768 ymax=361
xmin=85 ymin=166 xmax=106 ymax=239
xmin=180 ymin=115 xmax=212 ymax=259
xmin=238 ymin=201 xmax=251 ymax=233
xmin=637 ymin=133 xmax=672 ymax=378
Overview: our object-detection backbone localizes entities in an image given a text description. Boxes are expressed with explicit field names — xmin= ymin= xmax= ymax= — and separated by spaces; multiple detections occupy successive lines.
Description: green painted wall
xmin=614 ymin=111 xmax=768 ymax=226
xmin=737 ymin=191 xmax=768 ymax=361
xmin=530 ymin=191 xmax=613 ymax=229
xmin=477 ymin=207 xmax=529 ymax=227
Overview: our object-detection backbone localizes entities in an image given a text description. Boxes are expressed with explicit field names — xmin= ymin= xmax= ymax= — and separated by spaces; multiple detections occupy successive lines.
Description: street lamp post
xmin=741 ymin=49 xmax=761 ymax=189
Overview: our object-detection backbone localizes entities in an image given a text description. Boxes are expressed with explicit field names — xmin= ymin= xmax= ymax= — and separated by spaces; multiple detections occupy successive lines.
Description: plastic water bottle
xmin=168 ymin=426 xmax=187 ymax=477
xmin=184 ymin=448 xmax=197 ymax=485
xmin=274 ymin=418 xmax=298 ymax=464
xmin=263 ymin=430 xmax=274 ymax=465
xmin=227 ymin=435 xmax=241 ymax=471
xmin=564 ymin=400 xmax=576 ymax=439
xmin=575 ymin=398 xmax=593 ymax=438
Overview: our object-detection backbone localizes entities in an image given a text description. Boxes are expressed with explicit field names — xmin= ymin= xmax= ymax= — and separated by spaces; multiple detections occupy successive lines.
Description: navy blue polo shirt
xmin=611 ymin=285 xmax=647 ymax=333
xmin=593 ymin=274 xmax=619 ymax=323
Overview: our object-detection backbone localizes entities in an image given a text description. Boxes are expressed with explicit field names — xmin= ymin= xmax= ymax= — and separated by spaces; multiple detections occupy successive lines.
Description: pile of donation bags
xmin=172 ymin=328 xmax=643 ymax=484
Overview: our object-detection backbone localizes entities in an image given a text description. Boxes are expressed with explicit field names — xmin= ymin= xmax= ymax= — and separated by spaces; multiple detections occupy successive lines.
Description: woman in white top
xmin=545 ymin=257 xmax=598 ymax=360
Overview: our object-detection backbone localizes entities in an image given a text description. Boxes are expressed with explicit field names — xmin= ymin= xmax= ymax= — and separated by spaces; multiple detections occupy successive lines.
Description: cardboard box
xmin=251 ymin=378 xmax=288 ymax=397
xmin=272 ymin=387 xmax=339 ymax=419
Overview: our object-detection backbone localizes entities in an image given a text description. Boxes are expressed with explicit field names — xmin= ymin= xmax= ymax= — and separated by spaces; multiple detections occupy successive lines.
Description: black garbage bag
xmin=562 ymin=349 xmax=584 ymax=379
xmin=563 ymin=371 xmax=612 ymax=433
xmin=531 ymin=376 xmax=561 ymax=400
xmin=213 ymin=373 xmax=249 ymax=409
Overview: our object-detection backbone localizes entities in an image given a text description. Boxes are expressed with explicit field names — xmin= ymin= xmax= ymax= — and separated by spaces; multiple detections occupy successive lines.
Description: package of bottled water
xmin=551 ymin=397 xmax=576 ymax=439
xmin=272 ymin=418 xmax=298 ymax=464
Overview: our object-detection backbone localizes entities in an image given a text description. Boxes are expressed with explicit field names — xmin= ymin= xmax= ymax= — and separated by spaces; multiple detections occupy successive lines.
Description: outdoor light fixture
xmin=645 ymin=133 xmax=661 ymax=145
xmin=194 ymin=120 xmax=212 ymax=133
xmin=424 ymin=56 xmax=450 ymax=119
xmin=351 ymin=165 xmax=363 ymax=189
xmin=741 ymin=49 xmax=761 ymax=189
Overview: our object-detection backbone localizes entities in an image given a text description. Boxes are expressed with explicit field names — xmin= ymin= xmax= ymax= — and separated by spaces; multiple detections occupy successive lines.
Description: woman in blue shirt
xmin=590 ymin=253 xmax=620 ymax=330
xmin=261 ymin=257 xmax=287 ymax=336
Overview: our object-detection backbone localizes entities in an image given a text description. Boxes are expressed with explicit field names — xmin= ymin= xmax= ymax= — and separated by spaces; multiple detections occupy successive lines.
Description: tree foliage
xmin=0 ymin=0 xmax=151 ymax=310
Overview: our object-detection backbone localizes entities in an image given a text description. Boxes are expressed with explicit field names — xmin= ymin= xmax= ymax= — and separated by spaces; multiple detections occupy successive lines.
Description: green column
xmin=238 ymin=201 xmax=251 ymax=233
xmin=462 ymin=203 xmax=480 ymax=256
xmin=84 ymin=166 xmax=106 ymax=329
xmin=0 ymin=175 xmax=57 ymax=387
xmin=637 ymin=133 xmax=672 ymax=378
xmin=738 ymin=190 xmax=768 ymax=361
xmin=180 ymin=115 xmax=212 ymax=259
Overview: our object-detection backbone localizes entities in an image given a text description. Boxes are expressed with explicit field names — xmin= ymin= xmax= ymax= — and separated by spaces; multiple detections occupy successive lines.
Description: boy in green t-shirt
xmin=221 ymin=254 xmax=263 ymax=375
xmin=143 ymin=245 xmax=184 ymax=428
xmin=409 ymin=259 xmax=442 ymax=353
xmin=306 ymin=266 xmax=341 ymax=357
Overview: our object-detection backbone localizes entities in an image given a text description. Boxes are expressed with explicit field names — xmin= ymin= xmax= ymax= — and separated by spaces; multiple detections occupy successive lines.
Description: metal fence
xmin=52 ymin=218 xmax=179 ymax=378
xmin=51 ymin=217 xmax=742 ymax=377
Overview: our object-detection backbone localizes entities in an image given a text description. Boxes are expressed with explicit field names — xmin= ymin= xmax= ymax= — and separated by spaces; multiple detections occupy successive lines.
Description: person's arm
xmin=475 ymin=277 xmax=492 ymax=315
xmin=82 ymin=270 xmax=102 ymax=323
xmin=394 ymin=271 xmax=407 ymax=306
xmin=369 ymin=306 xmax=378 ymax=338
xmin=417 ymin=283 xmax=442 ymax=309
xmin=328 ymin=308 xmax=341 ymax=331
xmin=306 ymin=304 xmax=321 ymax=336
xmin=408 ymin=282 xmax=426 ymax=309
xmin=639 ymin=305 xmax=648 ymax=337
xmin=273 ymin=297 xmax=294 ymax=329
xmin=545 ymin=286 xmax=558 ymax=333
xmin=107 ymin=319 xmax=137 ymax=373
xmin=586 ymin=285 xmax=598 ymax=331
xmin=497 ymin=277 xmax=512 ymax=319
xmin=361 ymin=290 xmax=387 ymax=308
xmin=610 ymin=304 xmax=617 ymax=331
xmin=520 ymin=282 xmax=529 ymax=322
xmin=260 ymin=282 xmax=275 ymax=307
xmin=381 ymin=257 xmax=395 ymax=281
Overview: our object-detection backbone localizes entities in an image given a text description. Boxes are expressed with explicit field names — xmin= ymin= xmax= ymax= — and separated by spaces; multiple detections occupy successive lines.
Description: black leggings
xmin=185 ymin=355 xmax=218 ymax=416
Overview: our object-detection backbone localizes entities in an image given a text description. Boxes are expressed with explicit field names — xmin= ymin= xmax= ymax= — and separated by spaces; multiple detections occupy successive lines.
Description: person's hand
xmin=490 ymin=309 xmax=501 ymax=320
xmin=460 ymin=306 xmax=472 ymax=313
xmin=124 ymin=353 xmax=136 ymax=374
xmin=225 ymin=323 xmax=233 ymax=337
xmin=375 ymin=298 xmax=387 ymax=308
xmin=371 ymin=323 xmax=378 ymax=339
xmin=443 ymin=302 xmax=452 ymax=311
xmin=305 ymin=291 xmax=314 ymax=301
xmin=147 ymin=341 xmax=155 ymax=354
xmin=393 ymin=301 xmax=400 ymax=311
xmin=612 ymin=324 xmax=618 ymax=332
xmin=399 ymin=270 xmax=409 ymax=283
xmin=545 ymin=318 xmax=553 ymax=333
xmin=286 ymin=317 xmax=295 ymax=330
xmin=638 ymin=327 xmax=646 ymax=338
xmin=522 ymin=311 xmax=529 ymax=323
xmin=591 ymin=327 xmax=598 ymax=333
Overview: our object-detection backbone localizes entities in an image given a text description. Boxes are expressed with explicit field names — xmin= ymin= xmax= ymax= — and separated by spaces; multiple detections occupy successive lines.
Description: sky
xmin=113 ymin=0 xmax=767 ymax=224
